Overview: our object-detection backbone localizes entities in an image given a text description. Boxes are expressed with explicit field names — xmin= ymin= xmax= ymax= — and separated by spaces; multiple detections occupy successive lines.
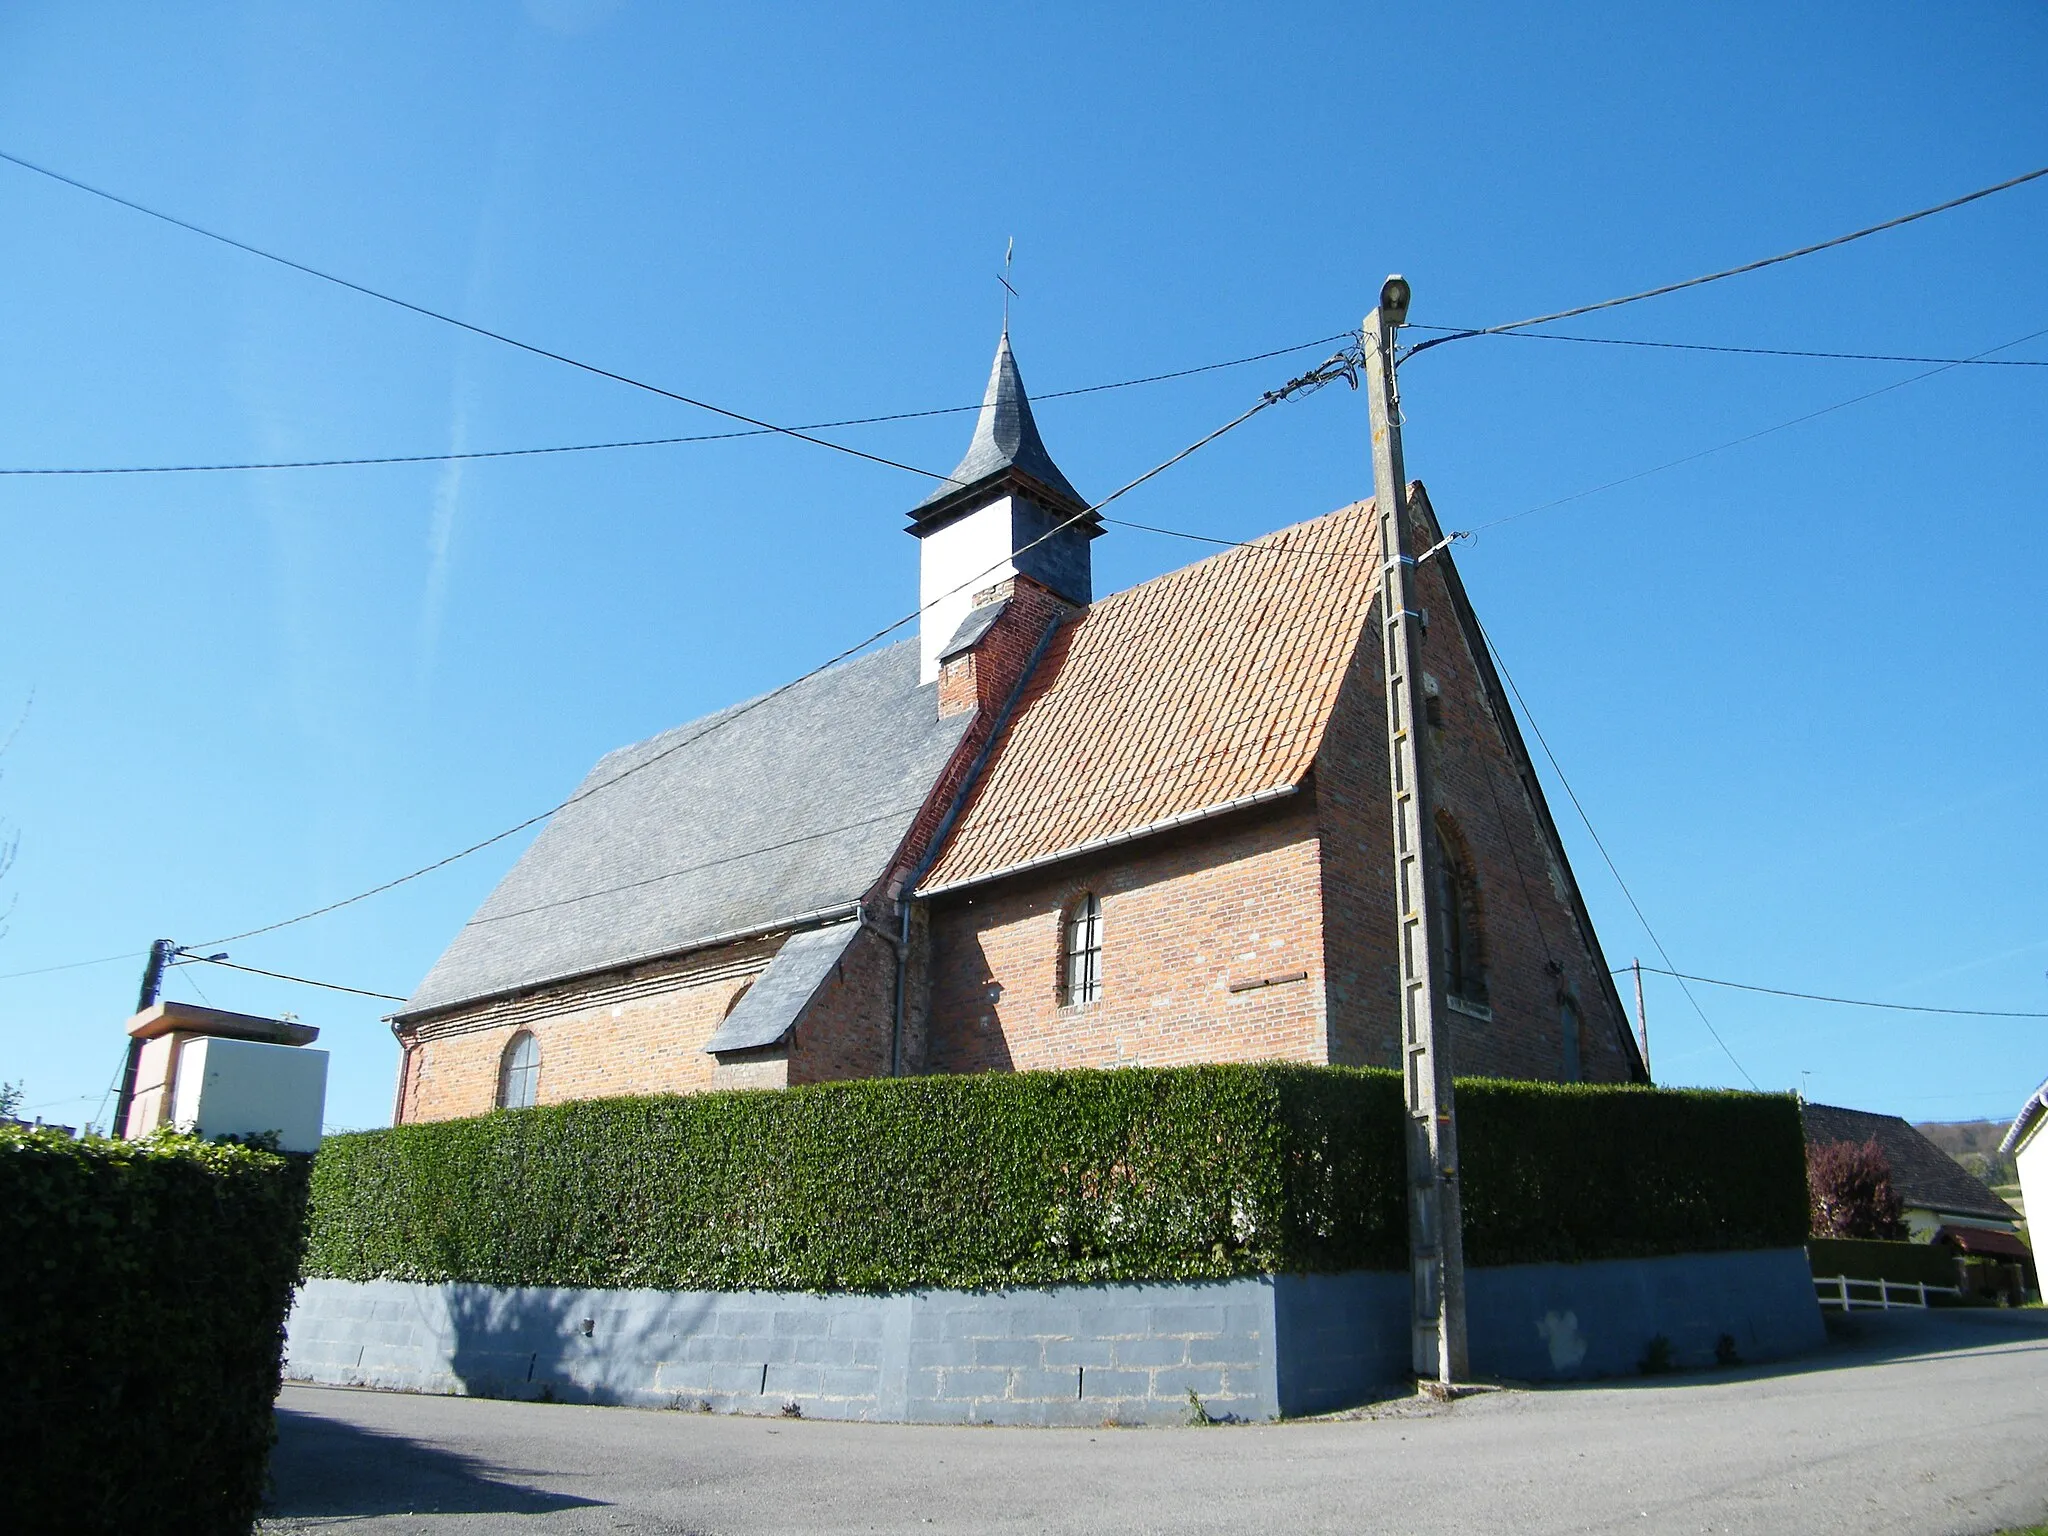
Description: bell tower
xmin=908 ymin=330 xmax=1096 ymax=683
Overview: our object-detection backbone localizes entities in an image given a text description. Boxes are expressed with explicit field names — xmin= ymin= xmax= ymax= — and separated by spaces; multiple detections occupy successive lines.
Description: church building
xmin=389 ymin=332 xmax=1647 ymax=1122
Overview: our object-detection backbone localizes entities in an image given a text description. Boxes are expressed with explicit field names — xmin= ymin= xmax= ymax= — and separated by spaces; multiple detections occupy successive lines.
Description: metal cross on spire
xmin=997 ymin=237 xmax=1018 ymax=329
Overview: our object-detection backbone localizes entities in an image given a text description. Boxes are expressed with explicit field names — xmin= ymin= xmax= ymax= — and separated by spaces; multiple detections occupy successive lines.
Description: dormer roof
xmin=910 ymin=330 xmax=1090 ymax=531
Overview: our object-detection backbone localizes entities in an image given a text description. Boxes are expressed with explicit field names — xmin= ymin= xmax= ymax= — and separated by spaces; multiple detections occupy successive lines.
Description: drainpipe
xmin=389 ymin=1020 xmax=413 ymax=1125
xmin=890 ymin=898 xmax=913 ymax=1078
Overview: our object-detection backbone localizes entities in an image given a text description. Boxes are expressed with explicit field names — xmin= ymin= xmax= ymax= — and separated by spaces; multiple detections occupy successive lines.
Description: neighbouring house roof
xmin=1804 ymin=1102 xmax=2018 ymax=1224
xmin=910 ymin=329 xmax=1088 ymax=526
xmin=918 ymin=501 xmax=1379 ymax=894
xmin=1937 ymin=1225 xmax=2032 ymax=1260
xmin=703 ymin=920 xmax=863 ymax=1054
xmin=2002 ymin=1076 xmax=2048 ymax=1156
xmin=399 ymin=642 xmax=970 ymax=1018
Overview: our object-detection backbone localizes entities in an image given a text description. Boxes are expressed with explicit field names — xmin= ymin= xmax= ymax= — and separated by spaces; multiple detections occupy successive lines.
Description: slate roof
xmin=703 ymin=921 xmax=862 ymax=1053
xmin=911 ymin=330 xmax=1087 ymax=524
xmin=399 ymin=642 xmax=969 ymax=1018
xmin=919 ymin=501 xmax=1379 ymax=893
xmin=1804 ymin=1102 xmax=2019 ymax=1223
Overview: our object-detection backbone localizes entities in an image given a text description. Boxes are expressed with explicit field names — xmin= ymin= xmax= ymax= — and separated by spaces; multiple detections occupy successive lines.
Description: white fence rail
xmin=1813 ymin=1274 xmax=1961 ymax=1311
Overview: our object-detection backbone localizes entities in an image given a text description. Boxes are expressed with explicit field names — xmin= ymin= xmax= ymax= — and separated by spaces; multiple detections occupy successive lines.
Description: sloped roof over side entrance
xmin=400 ymin=642 xmax=969 ymax=1018
xmin=918 ymin=501 xmax=1381 ymax=893
xmin=703 ymin=921 xmax=863 ymax=1053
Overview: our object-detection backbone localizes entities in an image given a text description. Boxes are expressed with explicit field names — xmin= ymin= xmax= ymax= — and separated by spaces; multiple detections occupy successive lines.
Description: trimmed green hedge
xmin=1806 ymin=1236 xmax=1961 ymax=1289
xmin=0 ymin=1126 xmax=311 ymax=1536
xmin=1455 ymin=1078 xmax=1811 ymax=1266
xmin=306 ymin=1067 xmax=1808 ymax=1290
xmin=309 ymin=1066 xmax=1408 ymax=1288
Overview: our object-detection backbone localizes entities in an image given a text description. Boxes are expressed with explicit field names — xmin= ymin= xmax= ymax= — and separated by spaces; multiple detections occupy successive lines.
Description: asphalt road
xmin=261 ymin=1308 xmax=2048 ymax=1536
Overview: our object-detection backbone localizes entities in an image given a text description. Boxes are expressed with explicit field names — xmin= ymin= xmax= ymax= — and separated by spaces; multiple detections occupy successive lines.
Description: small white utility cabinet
xmin=120 ymin=1001 xmax=328 ymax=1151
xmin=170 ymin=1035 xmax=329 ymax=1153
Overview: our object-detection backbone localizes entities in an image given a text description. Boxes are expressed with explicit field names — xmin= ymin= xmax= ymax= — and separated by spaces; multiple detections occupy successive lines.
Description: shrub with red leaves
xmin=1807 ymin=1137 xmax=1908 ymax=1240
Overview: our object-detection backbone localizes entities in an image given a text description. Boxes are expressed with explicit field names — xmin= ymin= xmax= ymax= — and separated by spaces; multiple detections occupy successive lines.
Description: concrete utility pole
xmin=1633 ymin=958 xmax=1651 ymax=1079
xmin=1363 ymin=277 xmax=1468 ymax=1386
xmin=111 ymin=938 xmax=177 ymax=1139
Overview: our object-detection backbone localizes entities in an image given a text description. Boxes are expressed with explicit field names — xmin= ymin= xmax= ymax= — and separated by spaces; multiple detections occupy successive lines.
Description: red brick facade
xmin=1307 ymin=496 xmax=1637 ymax=1081
xmin=922 ymin=801 xmax=1327 ymax=1074
xmin=395 ymin=938 xmax=780 ymax=1122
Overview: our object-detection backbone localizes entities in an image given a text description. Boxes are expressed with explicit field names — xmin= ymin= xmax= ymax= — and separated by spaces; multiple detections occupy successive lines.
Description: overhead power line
xmin=180 ymin=953 xmax=407 ymax=1002
xmin=188 ymin=346 xmax=1357 ymax=951
xmin=1113 ymin=321 xmax=2048 ymax=554
xmin=1461 ymin=323 xmax=2048 ymax=538
xmin=1472 ymin=615 xmax=1761 ymax=1090
xmin=1405 ymin=164 xmax=2048 ymax=360
xmin=1623 ymin=965 xmax=2048 ymax=1020
xmin=0 ymin=950 xmax=143 ymax=982
xmin=1408 ymin=324 xmax=2048 ymax=368
xmin=0 ymin=147 xmax=954 ymax=489
xmin=0 ymin=334 xmax=1352 ymax=478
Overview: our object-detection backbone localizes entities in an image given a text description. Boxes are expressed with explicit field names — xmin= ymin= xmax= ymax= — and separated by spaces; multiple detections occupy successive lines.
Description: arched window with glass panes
xmin=1060 ymin=892 xmax=1103 ymax=1007
xmin=498 ymin=1030 xmax=540 ymax=1110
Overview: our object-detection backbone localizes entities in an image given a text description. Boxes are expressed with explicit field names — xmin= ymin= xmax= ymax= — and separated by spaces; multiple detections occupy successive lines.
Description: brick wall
xmin=787 ymin=923 xmax=901 ymax=1085
xmin=1311 ymin=495 xmax=1639 ymax=1083
xmin=924 ymin=801 xmax=1329 ymax=1074
xmin=936 ymin=576 xmax=1074 ymax=720
xmin=395 ymin=938 xmax=777 ymax=1123
xmin=921 ymin=504 xmax=1638 ymax=1087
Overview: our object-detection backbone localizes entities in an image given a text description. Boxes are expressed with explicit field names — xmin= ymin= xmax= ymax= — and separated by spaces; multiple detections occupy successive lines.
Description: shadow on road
xmin=1514 ymin=1304 xmax=2048 ymax=1397
xmin=1814 ymin=1305 xmax=2048 ymax=1363
xmin=267 ymin=1401 xmax=604 ymax=1519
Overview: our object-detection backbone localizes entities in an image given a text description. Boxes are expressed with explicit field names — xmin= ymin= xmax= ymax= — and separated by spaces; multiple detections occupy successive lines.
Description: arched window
xmin=1560 ymin=996 xmax=1583 ymax=1083
xmin=498 ymin=1030 xmax=540 ymax=1110
xmin=1435 ymin=814 xmax=1489 ymax=1009
xmin=1061 ymin=892 xmax=1103 ymax=1007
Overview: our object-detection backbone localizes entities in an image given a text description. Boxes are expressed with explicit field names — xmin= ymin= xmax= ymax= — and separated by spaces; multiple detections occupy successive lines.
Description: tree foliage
xmin=1808 ymin=1136 xmax=1908 ymax=1240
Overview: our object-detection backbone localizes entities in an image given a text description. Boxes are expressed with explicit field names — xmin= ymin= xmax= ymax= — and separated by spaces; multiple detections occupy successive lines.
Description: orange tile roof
xmin=919 ymin=501 xmax=1381 ymax=892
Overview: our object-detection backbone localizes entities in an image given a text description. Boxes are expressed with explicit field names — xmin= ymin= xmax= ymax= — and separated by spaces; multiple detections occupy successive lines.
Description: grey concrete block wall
xmin=1465 ymin=1248 xmax=1825 ymax=1381
xmin=286 ymin=1276 xmax=1289 ymax=1426
xmin=286 ymin=1250 xmax=1824 ymax=1424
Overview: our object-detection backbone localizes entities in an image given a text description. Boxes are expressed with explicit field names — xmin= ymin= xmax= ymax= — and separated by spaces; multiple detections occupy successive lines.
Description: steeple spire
xmin=908 ymin=330 xmax=1097 ymax=684
xmin=909 ymin=330 xmax=1088 ymax=528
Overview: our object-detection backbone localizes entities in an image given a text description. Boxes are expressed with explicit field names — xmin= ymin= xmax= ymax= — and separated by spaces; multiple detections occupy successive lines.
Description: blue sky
xmin=0 ymin=2 xmax=2042 ymax=1133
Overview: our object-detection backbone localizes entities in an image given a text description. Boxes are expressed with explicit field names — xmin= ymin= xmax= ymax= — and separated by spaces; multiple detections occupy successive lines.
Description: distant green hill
xmin=1915 ymin=1119 xmax=2017 ymax=1189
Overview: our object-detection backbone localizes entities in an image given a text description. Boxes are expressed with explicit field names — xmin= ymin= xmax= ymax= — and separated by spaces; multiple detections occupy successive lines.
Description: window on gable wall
xmin=1435 ymin=816 xmax=1489 ymax=1009
xmin=1561 ymin=996 xmax=1583 ymax=1082
xmin=1062 ymin=892 xmax=1103 ymax=1006
xmin=498 ymin=1030 xmax=540 ymax=1110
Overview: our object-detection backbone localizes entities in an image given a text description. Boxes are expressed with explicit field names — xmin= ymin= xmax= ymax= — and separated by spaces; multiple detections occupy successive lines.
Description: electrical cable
xmin=13 ymin=320 xmax=2048 ymax=480
xmin=0 ymin=147 xmax=956 ymax=489
xmin=173 ymin=963 xmax=213 ymax=1006
xmin=1621 ymin=965 xmax=2048 ymax=1020
xmin=1106 ymin=321 xmax=2048 ymax=556
xmin=1410 ymin=325 xmax=2048 ymax=368
xmin=0 ymin=334 xmax=1355 ymax=478
xmin=189 ymin=348 xmax=1352 ymax=950
xmin=1403 ymin=164 xmax=2048 ymax=360
xmin=180 ymin=953 xmax=406 ymax=1002
xmin=1470 ymin=613 xmax=1761 ymax=1090
xmin=1459 ymin=323 xmax=2048 ymax=538
xmin=0 ymin=950 xmax=144 ymax=982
